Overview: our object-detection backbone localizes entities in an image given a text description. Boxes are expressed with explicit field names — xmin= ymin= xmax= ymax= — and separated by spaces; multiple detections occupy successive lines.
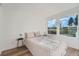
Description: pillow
xmin=35 ymin=32 xmax=40 ymax=37
xmin=25 ymin=33 xmax=27 ymax=38
xmin=25 ymin=32 xmax=35 ymax=38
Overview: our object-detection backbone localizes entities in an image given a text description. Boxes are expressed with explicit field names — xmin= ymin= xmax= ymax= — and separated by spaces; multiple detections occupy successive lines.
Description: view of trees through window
xmin=60 ymin=15 xmax=78 ymax=37
xmin=48 ymin=15 xmax=78 ymax=37
xmin=48 ymin=19 xmax=57 ymax=34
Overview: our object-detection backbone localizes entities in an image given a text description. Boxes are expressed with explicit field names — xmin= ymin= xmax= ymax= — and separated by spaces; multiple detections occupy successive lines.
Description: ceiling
xmin=1 ymin=3 xmax=79 ymax=19
xmin=0 ymin=3 xmax=79 ymax=15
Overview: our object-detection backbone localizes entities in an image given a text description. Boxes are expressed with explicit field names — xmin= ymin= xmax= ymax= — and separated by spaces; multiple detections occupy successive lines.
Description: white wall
xmin=0 ymin=6 xmax=3 ymax=54
xmin=3 ymin=7 xmax=47 ymax=51
xmin=0 ymin=3 xmax=79 ymax=52
xmin=1 ymin=4 xmax=48 ymax=51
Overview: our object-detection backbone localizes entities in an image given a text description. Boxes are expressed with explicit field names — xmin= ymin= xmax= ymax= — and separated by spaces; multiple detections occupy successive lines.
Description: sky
xmin=48 ymin=16 xmax=76 ymax=28
xmin=60 ymin=16 xmax=76 ymax=27
xmin=60 ymin=17 xmax=69 ymax=27
xmin=48 ymin=19 xmax=56 ymax=28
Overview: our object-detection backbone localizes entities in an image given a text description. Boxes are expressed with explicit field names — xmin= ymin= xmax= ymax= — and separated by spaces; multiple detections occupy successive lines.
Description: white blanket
xmin=24 ymin=35 xmax=67 ymax=56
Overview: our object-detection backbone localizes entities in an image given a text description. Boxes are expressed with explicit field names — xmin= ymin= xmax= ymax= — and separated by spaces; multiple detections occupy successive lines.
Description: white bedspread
xmin=24 ymin=34 xmax=67 ymax=56
xmin=36 ymin=35 xmax=61 ymax=49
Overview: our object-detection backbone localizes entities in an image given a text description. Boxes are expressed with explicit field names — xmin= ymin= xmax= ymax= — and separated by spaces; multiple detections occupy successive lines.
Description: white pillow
xmin=35 ymin=32 xmax=40 ymax=37
xmin=26 ymin=32 xmax=35 ymax=38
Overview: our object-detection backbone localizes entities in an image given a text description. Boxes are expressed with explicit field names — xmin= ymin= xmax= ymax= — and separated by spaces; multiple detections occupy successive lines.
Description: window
xmin=48 ymin=19 xmax=57 ymax=34
xmin=48 ymin=15 xmax=78 ymax=37
xmin=60 ymin=15 xmax=78 ymax=37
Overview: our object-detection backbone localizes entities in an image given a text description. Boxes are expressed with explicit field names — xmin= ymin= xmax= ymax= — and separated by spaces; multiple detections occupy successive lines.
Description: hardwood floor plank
xmin=1 ymin=46 xmax=32 ymax=56
xmin=65 ymin=47 xmax=79 ymax=56
xmin=1 ymin=46 xmax=79 ymax=56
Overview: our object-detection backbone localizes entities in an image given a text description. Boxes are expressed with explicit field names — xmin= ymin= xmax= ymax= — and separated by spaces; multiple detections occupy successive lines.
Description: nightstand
xmin=17 ymin=38 xmax=24 ymax=48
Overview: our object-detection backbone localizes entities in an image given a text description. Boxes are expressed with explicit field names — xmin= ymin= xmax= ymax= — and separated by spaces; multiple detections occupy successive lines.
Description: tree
xmin=74 ymin=15 xmax=78 ymax=25
xmin=68 ymin=17 xmax=74 ymax=26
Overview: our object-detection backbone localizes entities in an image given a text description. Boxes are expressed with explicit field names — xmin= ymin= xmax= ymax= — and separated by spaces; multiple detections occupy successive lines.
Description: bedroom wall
xmin=1 ymin=4 xmax=48 ymax=51
xmin=0 ymin=3 xmax=79 ymax=52
xmin=0 ymin=6 xmax=3 ymax=54
xmin=2 ymin=6 xmax=47 ymax=51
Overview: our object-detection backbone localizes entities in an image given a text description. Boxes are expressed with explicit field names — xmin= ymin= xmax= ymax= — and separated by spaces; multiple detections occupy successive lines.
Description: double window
xmin=48 ymin=15 xmax=78 ymax=37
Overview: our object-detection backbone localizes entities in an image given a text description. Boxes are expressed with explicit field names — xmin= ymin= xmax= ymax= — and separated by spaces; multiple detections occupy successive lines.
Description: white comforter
xmin=24 ymin=35 xmax=67 ymax=56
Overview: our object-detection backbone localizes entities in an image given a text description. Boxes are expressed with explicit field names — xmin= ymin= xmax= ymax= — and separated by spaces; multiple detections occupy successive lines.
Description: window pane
xmin=60 ymin=15 xmax=78 ymax=37
xmin=48 ymin=19 xmax=57 ymax=34
xmin=68 ymin=27 xmax=77 ymax=37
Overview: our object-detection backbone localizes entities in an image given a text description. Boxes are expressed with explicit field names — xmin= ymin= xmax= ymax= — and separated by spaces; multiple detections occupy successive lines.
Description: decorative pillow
xmin=25 ymin=33 xmax=27 ymax=38
xmin=26 ymin=32 xmax=35 ymax=38
xmin=35 ymin=32 xmax=41 ymax=37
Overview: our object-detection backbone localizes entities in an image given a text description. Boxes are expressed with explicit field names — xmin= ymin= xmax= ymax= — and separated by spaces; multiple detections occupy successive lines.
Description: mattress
xmin=24 ymin=34 xmax=67 ymax=56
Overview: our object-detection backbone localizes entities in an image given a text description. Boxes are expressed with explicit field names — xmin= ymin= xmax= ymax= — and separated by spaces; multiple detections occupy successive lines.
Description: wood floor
xmin=65 ymin=47 xmax=79 ymax=56
xmin=1 ymin=46 xmax=32 ymax=56
xmin=1 ymin=46 xmax=79 ymax=56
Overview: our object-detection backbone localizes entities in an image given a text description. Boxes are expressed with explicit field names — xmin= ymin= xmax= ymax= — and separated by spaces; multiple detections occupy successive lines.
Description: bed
xmin=24 ymin=34 xmax=67 ymax=56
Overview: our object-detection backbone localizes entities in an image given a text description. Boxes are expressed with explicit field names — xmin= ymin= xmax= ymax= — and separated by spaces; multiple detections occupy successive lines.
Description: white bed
xmin=24 ymin=34 xmax=67 ymax=56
